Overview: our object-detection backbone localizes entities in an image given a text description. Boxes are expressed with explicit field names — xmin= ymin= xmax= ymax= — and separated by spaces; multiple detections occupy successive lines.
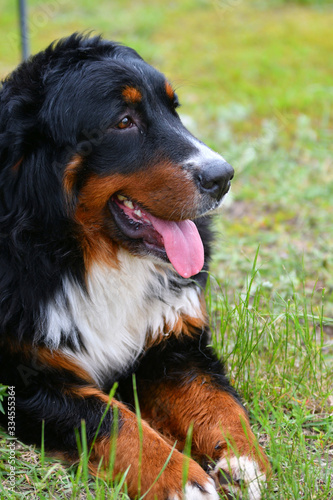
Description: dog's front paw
xmin=142 ymin=450 xmax=219 ymax=500
xmin=181 ymin=477 xmax=219 ymax=499
xmin=163 ymin=462 xmax=219 ymax=500
xmin=211 ymin=455 xmax=267 ymax=500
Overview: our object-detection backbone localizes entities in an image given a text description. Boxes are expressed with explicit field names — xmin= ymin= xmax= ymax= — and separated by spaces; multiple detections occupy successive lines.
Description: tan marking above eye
xmin=165 ymin=81 xmax=175 ymax=101
xmin=122 ymin=86 xmax=142 ymax=104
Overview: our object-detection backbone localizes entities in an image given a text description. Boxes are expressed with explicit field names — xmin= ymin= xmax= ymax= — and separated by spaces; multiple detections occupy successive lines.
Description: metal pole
xmin=18 ymin=0 xmax=30 ymax=60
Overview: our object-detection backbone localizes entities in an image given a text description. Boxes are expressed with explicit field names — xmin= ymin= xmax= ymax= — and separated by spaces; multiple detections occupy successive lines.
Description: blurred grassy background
xmin=1 ymin=0 xmax=333 ymax=129
xmin=1 ymin=1 xmax=333 ymax=498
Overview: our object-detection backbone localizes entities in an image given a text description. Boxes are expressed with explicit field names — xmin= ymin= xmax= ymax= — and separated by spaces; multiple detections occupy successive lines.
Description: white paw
xmin=176 ymin=478 xmax=218 ymax=499
xmin=214 ymin=455 xmax=266 ymax=500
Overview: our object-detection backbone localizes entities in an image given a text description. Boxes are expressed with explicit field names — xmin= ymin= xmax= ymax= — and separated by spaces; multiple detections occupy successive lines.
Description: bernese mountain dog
xmin=0 ymin=34 xmax=270 ymax=499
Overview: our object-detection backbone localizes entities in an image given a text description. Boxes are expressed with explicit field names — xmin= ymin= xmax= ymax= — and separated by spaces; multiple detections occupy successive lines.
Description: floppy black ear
xmin=0 ymin=53 xmax=72 ymax=229
xmin=0 ymin=59 xmax=85 ymax=340
xmin=0 ymin=52 xmax=46 ymax=211
xmin=0 ymin=67 xmax=42 ymax=339
xmin=0 ymin=51 xmax=47 ymax=164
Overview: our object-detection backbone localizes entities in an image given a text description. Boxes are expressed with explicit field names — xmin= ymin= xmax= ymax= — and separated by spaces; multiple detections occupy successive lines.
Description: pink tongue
xmin=147 ymin=214 xmax=204 ymax=278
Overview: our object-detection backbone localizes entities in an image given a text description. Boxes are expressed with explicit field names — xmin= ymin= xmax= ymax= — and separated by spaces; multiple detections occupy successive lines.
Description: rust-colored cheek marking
xmin=74 ymin=163 xmax=199 ymax=268
xmin=74 ymin=173 xmax=119 ymax=270
xmin=76 ymin=163 xmax=198 ymax=221
xmin=122 ymin=86 xmax=142 ymax=104
xmin=165 ymin=81 xmax=175 ymax=101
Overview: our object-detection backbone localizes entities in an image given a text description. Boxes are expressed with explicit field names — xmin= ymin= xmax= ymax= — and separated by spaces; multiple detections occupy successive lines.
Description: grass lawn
xmin=0 ymin=0 xmax=332 ymax=498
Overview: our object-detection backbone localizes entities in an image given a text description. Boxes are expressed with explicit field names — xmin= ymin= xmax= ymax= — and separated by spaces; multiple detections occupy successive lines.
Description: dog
xmin=0 ymin=34 xmax=270 ymax=499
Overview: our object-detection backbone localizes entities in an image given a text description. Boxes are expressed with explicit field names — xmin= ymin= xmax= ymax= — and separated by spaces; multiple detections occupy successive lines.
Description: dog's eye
xmin=117 ymin=116 xmax=134 ymax=129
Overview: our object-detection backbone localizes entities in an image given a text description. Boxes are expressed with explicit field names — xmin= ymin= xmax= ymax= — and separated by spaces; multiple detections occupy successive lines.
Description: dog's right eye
xmin=116 ymin=116 xmax=134 ymax=129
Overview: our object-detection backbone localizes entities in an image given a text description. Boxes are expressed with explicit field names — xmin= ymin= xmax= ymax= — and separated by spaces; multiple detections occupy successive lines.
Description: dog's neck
xmin=40 ymin=250 xmax=204 ymax=384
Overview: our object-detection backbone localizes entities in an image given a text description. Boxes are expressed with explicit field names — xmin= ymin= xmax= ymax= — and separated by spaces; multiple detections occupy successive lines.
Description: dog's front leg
xmin=0 ymin=345 xmax=218 ymax=500
xmin=121 ymin=332 xmax=271 ymax=500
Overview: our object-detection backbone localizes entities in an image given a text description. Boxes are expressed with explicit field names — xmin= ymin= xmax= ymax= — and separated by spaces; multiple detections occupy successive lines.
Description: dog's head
xmin=0 ymin=34 xmax=233 ymax=280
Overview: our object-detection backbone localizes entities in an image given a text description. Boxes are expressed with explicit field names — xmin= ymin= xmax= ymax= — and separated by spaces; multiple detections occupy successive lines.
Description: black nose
xmin=196 ymin=160 xmax=234 ymax=200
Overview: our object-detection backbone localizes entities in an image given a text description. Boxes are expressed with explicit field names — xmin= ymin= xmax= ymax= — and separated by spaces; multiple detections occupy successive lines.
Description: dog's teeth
xmin=117 ymin=194 xmax=127 ymax=201
xmin=134 ymin=209 xmax=142 ymax=218
xmin=124 ymin=200 xmax=134 ymax=209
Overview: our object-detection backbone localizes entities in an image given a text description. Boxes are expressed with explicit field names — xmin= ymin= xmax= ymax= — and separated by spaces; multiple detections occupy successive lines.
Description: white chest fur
xmin=42 ymin=251 xmax=204 ymax=384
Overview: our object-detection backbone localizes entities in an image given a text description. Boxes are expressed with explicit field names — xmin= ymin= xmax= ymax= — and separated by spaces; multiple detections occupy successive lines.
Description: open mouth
xmin=108 ymin=194 xmax=204 ymax=278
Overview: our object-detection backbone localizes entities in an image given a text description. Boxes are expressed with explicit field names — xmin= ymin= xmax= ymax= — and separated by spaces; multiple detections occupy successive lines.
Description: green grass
xmin=2 ymin=0 xmax=333 ymax=132
xmin=207 ymin=257 xmax=333 ymax=499
xmin=1 ymin=0 xmax=333 ymax=498
xmin=1 ymin=252 xmax=332 ymax=498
